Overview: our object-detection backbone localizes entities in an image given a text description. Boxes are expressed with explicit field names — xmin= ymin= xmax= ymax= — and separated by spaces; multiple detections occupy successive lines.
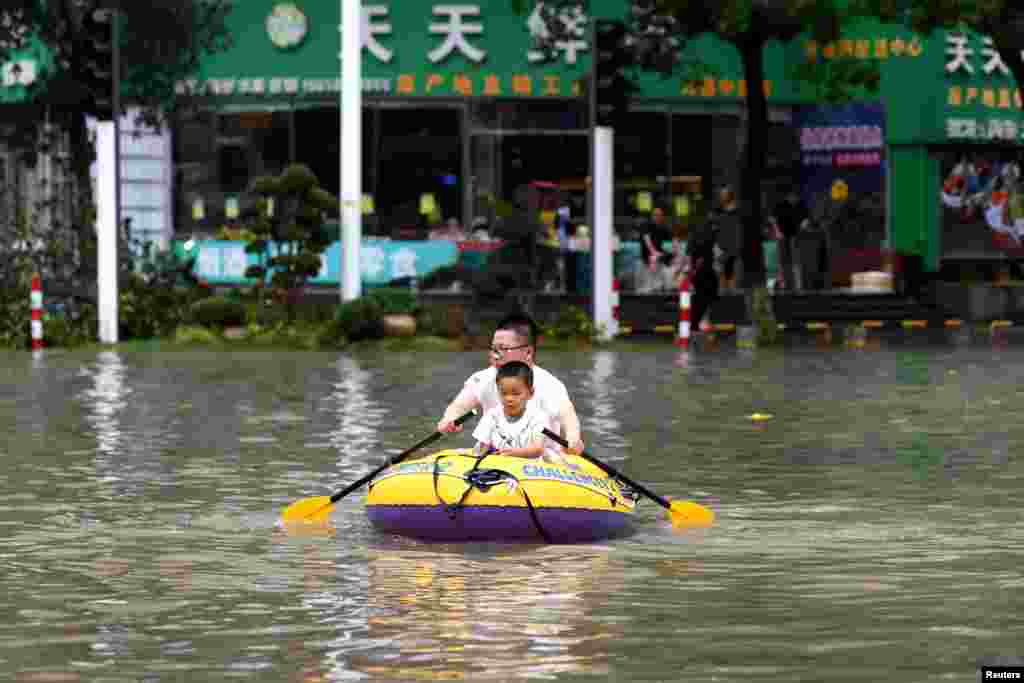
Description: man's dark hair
xmin=496 ymin=313 xmax=537 ymax=346
xmin=496 ymin=361 xmax=534 ymax=388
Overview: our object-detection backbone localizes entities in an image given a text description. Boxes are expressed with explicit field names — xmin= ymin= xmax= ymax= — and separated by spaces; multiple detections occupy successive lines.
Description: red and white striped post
xmin=30 ymin=272 xmax=43 ymax=350
xmin=675 ymin=275 xmax=691 ymax=348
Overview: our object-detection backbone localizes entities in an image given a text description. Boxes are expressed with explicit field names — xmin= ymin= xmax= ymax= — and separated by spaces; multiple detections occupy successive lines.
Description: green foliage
xmin=330 ymin=296 xmax=385 ymax=342
xmin=415 ymin=303 xmax=465 ymax=338
xmin=241 ymin=163 xmax=340 ymax=321
xmin=0 ymin=1 xmax=233 ymax=121
xmin=45 ymin=306 xmax=97 ymax=348
xmin=368 ymin=287 xmax=419 ymax=315
xmin=174 ymin=325 xmax=221 ymax=345
xmin=541 ymin=306 xmax=598 ymax=341
xmin=118 ymin=272 xmax=202 ymax=340
xmin=0 ymin=283 xmax=30 ymax=349
xmin=188 ymin=296 xmax=248 ymax=329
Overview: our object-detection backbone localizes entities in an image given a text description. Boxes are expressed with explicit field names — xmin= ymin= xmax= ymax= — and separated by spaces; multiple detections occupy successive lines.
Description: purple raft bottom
xmin=367 ymin=505 xmax=634 ymax=544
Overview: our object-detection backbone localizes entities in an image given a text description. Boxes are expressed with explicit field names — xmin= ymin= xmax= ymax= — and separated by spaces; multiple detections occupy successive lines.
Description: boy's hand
xmin=562 ymin=438 xmax=584 ymax=456
xmin=437 ymin=419 xmax=464 ymax=433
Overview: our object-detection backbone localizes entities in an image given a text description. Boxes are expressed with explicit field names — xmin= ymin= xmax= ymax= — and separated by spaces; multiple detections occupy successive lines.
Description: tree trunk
xmin=738 ymin=39 xmax=768 ymax=288
xmin=738 ymin=38 xmax=778 ymax=345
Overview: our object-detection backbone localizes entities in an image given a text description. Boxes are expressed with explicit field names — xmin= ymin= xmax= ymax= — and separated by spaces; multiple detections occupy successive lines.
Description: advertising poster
xmin=940 ymin=150 xmax=1024 ymax=258
xmin=795 ymin=102 xmax=887 ymax=253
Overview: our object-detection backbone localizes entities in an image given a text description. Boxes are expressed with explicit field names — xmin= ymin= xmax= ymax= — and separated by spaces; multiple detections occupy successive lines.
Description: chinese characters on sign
xmin=176 ymin=77 xmax=392 ymax=96
xmin=353 ymin=3 xmax=589 ymax=65
xmin=680 ymin=78 xmax=773 ymax=99
xmin=526 ymin=2 xmax=589 ymax=65
xmin=178 ymin=2 xmax=595 ymax=98
xmin=945 ymin=34 xmax=1024 ymax=76
xmin=805 ymin=37 xmax=923 ymax=62
xmin=945 ymin=117 xmax=1022 ymax=142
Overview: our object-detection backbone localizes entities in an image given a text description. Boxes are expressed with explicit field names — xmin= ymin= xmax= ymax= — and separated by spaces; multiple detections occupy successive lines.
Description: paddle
xmin=280 ymin=409 xmax=478 ymax=524
xmin=542 ymin=428 xmax=715 ymax=528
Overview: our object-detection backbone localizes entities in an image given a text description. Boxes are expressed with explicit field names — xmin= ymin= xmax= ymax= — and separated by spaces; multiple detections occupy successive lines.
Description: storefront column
xmin=889 ymin=145 xmax=940 ymax=272
xmin=461 ymin=105 xmax=472 ymax=229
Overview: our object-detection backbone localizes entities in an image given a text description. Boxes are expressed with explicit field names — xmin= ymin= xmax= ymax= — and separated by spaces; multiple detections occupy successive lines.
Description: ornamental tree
xmin=243 ymin=164 xmax=340 ymax=322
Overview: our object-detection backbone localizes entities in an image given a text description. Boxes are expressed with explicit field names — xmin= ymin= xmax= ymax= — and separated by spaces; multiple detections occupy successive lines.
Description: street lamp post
xmin=96 ymin=6 xmax=121 ymax=344
xmin=340 ymin=0 xmax=362 ymax=302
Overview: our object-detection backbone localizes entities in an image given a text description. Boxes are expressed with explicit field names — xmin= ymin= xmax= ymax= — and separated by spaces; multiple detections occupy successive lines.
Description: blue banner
xmin=178 ymin=239 xmax=460 ymax=285
xmin=795 ymin=102 xmax=886 ymax=212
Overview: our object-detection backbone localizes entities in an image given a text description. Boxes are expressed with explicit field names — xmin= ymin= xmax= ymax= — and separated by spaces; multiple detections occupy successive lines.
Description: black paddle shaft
xmin=327 ymin=409 xmax=477 ymax=505
xmin=541 ymin=428 xmax=674 ymax=512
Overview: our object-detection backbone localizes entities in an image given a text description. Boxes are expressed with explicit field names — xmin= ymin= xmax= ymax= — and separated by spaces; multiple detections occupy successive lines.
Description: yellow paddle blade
xmin=280 ymin=496 xmax=334 ymax=524
xmin=668 ymin=500 xmax=715 ymax=528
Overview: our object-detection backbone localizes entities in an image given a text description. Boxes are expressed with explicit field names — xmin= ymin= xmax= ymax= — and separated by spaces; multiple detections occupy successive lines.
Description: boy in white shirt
xmin=473 ymin=361 xmax=564 ymax=463
xmin=438 ymin=314 xmax=583 ymax=455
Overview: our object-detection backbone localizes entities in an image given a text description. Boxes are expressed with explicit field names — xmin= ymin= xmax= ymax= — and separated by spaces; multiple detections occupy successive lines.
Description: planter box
xmin=382 ymin=313 xmax=416 ymax=337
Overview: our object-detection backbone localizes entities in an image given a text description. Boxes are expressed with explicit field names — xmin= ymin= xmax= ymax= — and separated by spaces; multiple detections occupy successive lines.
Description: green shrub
xmin=368 ymin=287 xmax=418 ymax=315
xmin=541 ymin=306 xmax=597 ymax=341
xmin=189 ymin=296 xmax=248 ymax=329
xmin=330 ymin=296 xmax=384 ymax=342
xmin=174 ymin=325 xmax=221 ymax=345
xmin=45 ymin=308 xmax=96 ymax=348
xmin=416 ymin=302 xmax=464 ymax=338
xmin=120 ymin=272 xmax=202 ymax=340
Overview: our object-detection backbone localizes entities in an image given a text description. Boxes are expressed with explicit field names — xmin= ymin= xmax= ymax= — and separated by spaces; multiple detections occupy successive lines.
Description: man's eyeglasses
xmin=489 ymin=344 xmax=530 ymax=358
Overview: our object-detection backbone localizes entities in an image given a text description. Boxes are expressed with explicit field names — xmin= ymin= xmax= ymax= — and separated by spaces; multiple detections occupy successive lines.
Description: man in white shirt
xmin=437 ymin=313 xmax=584 ymax=454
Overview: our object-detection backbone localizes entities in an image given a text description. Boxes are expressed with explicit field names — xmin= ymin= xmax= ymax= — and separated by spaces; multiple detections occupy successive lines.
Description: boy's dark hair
xmin=496 ymin=313 xmax=538 ymax=346
xmin=496 ymin=361 xmax=534 ymax=388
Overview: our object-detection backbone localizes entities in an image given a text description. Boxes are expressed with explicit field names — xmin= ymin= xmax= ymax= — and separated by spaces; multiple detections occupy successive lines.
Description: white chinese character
xmin=361 ymin=245 xmax=386 ymax=278
xmin=224 ymin=246 xmax=248 ymax=278
xmin=197 ymin=248 xmax=221 ymax=278
xmin=389 ymin=247 xmax=418 ymax=279
xmin=16 ymin=60 xmax=35 ymax=85
xmin=945 ymin=34 xmax=974 ymax=74
xmin=237 ymin=78 xmax=251 ymax=94
xmin=428 ymin=5 xmax=486 ymax=63
xmin=269 ymin=77 xmax=284 ymax=94
xmin=1005 ymin=120 xmax=1019 ymax=141
xmin=363 ymin=5 xmax=393 ymax=63
xmin=1 ymin=61 xmax=32 ymax=87
xmin=981 ymin=37 xmax=1010 ymax=76
xmin=211 ymin=78 xmax=236 ymax=95
xmin=527 ymin=3 xmax=589 ymax=65
xmin=283 ymin=78 xmax=299 ymax=94
xmin=251 ymin=78 xmax=265 ymax=94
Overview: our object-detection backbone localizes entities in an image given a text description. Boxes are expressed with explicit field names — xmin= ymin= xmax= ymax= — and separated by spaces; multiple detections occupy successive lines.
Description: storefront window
xmin=173 ymin=109 xmax=292 ymax=234
xmin=940 ymin=148 xmax=1024 ymax=260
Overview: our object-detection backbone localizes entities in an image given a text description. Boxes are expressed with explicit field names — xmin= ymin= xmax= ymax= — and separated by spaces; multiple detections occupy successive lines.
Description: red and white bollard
xmin=675 ymin=275 xmax=691 ymax=348
xmin=30 ymin=272 xmax=43 ymax=350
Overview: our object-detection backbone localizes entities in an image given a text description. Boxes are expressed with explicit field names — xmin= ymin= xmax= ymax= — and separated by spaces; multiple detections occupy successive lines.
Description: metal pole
xmin=587 ymin=18 xmax=597 ymax=234
xmin=113 ymin=8 xmax=121 ymax=253
xmin=340 ymin=0 xmax=362 ymax=301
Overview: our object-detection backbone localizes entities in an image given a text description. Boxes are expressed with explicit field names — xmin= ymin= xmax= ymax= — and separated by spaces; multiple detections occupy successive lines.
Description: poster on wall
xmin=795 ymin=103 xmax=887 ymax=254
xmin=939 ymin=150 xmax=1024 ymax=258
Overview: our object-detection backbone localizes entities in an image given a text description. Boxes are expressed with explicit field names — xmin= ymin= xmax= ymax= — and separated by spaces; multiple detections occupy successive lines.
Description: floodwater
xmin=2 ymin=336 xmax=1024 ymax=682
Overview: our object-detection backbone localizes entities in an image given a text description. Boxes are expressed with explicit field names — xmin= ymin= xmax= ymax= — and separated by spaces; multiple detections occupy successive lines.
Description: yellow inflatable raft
xmin=366 ymin=449 xmax=638 ymax=543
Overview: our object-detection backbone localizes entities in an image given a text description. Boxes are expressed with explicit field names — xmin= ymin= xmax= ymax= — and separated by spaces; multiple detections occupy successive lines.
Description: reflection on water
xmin=583 ymin=350 xmax=627 ymax=451
xmin=328 ymin=356 xmax=386 ymax=466
xmin=339 ymin=544 xmax=624 ymax=681
xmin=3 ymin=346 xmax=1024 ymax=682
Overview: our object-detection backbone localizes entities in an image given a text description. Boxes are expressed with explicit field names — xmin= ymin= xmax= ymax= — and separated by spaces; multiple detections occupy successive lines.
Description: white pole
xmin=592 ymin=126 xmax=617 ymax=340
xmin=340 ymin=0 xmax=362 ymax=301
xmin=95 ymin=121 xmax=119 ymax=344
